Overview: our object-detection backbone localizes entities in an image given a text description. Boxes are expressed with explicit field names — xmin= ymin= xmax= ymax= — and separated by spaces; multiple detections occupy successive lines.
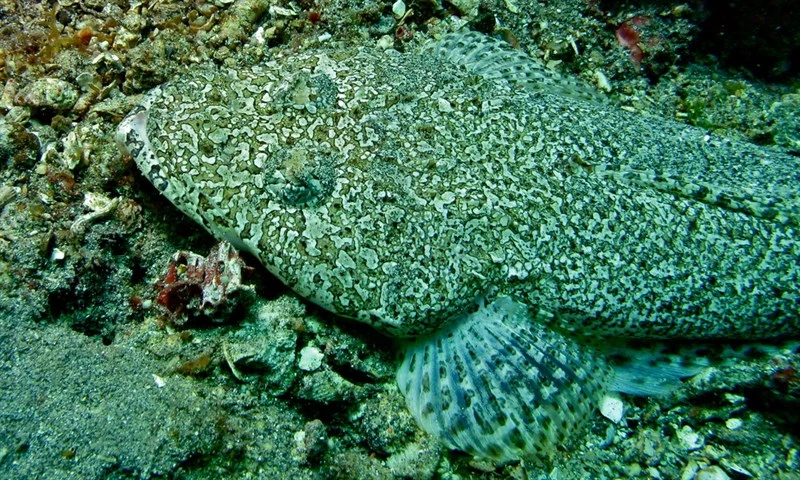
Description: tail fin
xmin=396 ymin=297 xmax=612 ymax=464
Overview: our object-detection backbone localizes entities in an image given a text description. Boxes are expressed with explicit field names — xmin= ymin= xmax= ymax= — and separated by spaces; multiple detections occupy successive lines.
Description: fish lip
xmin=116 ymin=106 xmax=148 ymax=158
xmin=116 ymin=101 xmax=171 ymax=193
xmin=116 ymin=85 xmax=164 ymax=162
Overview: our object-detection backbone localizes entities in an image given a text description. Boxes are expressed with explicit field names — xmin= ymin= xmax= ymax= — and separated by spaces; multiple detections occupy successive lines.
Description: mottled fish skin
xmin=118 ymin=35 xmax=800 ymax=340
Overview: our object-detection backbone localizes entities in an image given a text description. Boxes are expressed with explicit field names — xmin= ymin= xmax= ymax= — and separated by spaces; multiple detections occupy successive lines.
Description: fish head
xmin=116 ymin=57 xmax=486 ymax=336
xmin=117 ymin=62 xmax=342 ymax=240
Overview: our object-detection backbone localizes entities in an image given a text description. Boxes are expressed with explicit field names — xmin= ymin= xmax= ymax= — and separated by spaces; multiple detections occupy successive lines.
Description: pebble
xmin=296 ymin=370 xmax=356 ymax=403
xmin=599 ymin=393 xmax=625 ymax=424
xmin=681 ymin=459 xmax=702 ymax=480
xmin=787 ymin=448 xmax=799 ymax=469
xmin=376 ymin=35 xmax=394 ymax=50
xmin=113 ymin=27 xmax=141 ymax=50
xmin=437 ymin=98 xmax=453 ymax=113
xmin=392 ymin=0 xmax=406 ymax=19
xmin=298 ymin=345 xmax=324 ymax=371
xmin=725 ymin=418 xmax=743 ymax=430
xmin=70 ymin=192 xmax=120 ymax=235
xmin=703 ymin=444 xmax=728 ymax=461
xmin=647 ymin=467 xmax=662 ymax=479
xmin=594 ymin=70 xmax=612 ymax=92
xmin=15 ymin=78 xmax=78 ymax=113
xmin=61 ymin=130 xmax=85 ymax=170
xmin=50 ymin=247 xmax=66 ymax=262
xmin=723 ymin=393 xmax=746 ymax=405
xmin=627 ymin=463 xmax=642 ymax=476
xmin=0 ymin=184 xmax=18 ymax=209
xmin=386 ymin=439 xmax=441 ymax=479
xmin=678 ymin=425 xmax=704 ymax=451
xmin=695 ymin=465 xmax=731 ymax=480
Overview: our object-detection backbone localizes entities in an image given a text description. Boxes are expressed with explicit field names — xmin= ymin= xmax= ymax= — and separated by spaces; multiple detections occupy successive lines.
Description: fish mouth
xmin=116 ymin=88 xmax=172 ymax=193
xmin=117 ymin=106 xmax=158 ymax=178
xmin=115 ymin=106 xmax=147 ymax=158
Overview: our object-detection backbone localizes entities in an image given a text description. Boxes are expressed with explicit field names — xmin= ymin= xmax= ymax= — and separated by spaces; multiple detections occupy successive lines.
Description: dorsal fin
xmin=423 ymin=30 xmax=606 ymax=104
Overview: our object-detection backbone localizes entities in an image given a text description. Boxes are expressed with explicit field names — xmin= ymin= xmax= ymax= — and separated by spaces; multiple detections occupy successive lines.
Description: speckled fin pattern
xmin=424 ymin=30 xmax=606 ymax=104
xmin=397 ymin=297 xmax=612 ymax=463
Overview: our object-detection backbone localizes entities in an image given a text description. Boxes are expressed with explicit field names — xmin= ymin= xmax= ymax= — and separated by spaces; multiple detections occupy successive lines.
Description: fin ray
xmin=397 ymin=297 xmax=613 ymax=463
xmin=424 ymin=30 xmax=606 ymax=104
xmin=603 ymin=339 xmax=800 ymax=396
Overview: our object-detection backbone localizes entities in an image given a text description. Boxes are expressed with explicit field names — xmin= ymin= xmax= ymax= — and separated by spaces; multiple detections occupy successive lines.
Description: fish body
xmin=118 ymin=32 xmax=800 ymax=462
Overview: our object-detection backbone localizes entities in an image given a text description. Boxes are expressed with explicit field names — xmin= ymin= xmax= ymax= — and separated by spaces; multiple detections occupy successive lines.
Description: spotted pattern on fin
xmin=423 ymin=31 xmax=606 ymax=104
xmin=397 ymin=297 xmax=612 ymax=463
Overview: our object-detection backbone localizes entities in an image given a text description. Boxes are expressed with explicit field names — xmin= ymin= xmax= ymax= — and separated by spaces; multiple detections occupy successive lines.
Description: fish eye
xmin=266 ymin=145 xmax=338 ymax=208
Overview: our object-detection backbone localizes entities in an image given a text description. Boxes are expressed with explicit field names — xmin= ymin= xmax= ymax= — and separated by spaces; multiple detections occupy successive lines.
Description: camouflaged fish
xmin=117 ymin=31 xmax=800 ymax=463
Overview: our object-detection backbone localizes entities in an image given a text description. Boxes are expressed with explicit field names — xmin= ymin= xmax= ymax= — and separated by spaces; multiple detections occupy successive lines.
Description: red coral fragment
xmin=616 ymin=22 xmax=640 ymax=48
xmin=395 ymin=24 xmax=414 ymax=42
xmin=616 ymin=16 xmax=652 ymax=65
xmin=770 ymin=357 xmax=800 ymax=393
xmin=155 ymin=241 xmax=254 ymax=323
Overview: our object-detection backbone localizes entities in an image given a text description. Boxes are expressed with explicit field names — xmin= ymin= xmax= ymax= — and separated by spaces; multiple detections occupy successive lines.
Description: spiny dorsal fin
xmin=423 ymin=30 xmax=606 ymax=104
